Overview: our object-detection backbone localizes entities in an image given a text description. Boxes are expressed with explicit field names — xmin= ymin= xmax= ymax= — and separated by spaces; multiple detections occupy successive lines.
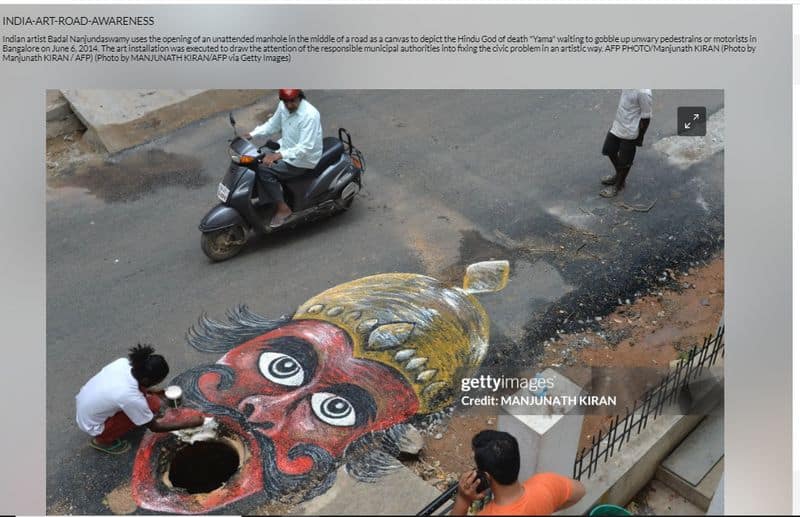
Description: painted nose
xmin=237 ymin=393 xmax=315 ymax=476
xmin=238 ymin=394 xmax=293 ymax=430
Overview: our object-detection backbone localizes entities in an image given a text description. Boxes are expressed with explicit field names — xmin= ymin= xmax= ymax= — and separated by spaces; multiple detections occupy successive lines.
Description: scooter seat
xmin=282 ymin=137 xmax=344 ymax=183
xmin=318 ymin=136 xmax=345 ymax=168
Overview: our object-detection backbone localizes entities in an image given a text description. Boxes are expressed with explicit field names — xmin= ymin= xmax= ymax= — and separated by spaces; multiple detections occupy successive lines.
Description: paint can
xmin=165 ymin=385 xmax=183 ymax=408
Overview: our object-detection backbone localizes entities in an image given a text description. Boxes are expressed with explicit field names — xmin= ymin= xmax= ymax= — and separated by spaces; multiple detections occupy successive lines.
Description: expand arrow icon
xmin=693 ymin=113 xmax=700 ymax=120
xmin=684 ymin=122 xmax=692 ymax=129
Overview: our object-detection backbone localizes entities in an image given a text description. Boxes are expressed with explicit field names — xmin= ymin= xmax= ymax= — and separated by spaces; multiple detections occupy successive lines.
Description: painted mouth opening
xmin=163 ymin=437 xmax=243 ymax=494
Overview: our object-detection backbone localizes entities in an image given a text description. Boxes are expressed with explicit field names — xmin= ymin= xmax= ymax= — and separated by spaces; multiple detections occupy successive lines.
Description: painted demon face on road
xmin=133 ymin=263 xmax=509 ymax=514
xmin=133 ymin=320 xmax=418 ymax=514
xmin=198 ymin=320 xmax=419 ymax=475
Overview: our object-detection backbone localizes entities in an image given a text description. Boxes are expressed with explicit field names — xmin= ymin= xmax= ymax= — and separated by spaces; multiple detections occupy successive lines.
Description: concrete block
xmin=498 ymin=368 xmax=583 ymax=479
xmin=661 ymin=411 xmax=723 ymax=485
xmin=60 ymin=89 xmax=272 ymax=153
xmin=637 ymin=479 xmax=705 ymax=515
xmin=46 ymin=116 xmax=85 ymax=140
xmin=706 ymin=473 xmax=724 ymax=515
xmin=562 ymin=377 xmax=722 ymax=516
xmin=46 ymin=90 xmax=73 ymax=121
xmin=657 ymin=458 xmax=723 ymax=511
xmin=46 ymin=89 xmax=85 ymax=139
xmin=293 ymin=465 xmax=442 ymax=515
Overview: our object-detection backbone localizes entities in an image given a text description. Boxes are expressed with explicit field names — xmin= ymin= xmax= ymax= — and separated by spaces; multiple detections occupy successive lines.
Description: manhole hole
xmin=168 ymin=440 xmax=240 ymax=494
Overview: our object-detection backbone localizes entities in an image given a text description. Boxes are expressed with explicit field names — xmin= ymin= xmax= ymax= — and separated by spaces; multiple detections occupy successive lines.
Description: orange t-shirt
xmin=478 ymin=473 xmax=574 ymax=516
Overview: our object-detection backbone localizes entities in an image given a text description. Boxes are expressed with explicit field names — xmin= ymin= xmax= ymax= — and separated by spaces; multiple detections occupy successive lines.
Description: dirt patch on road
xmin=48 ymin=499 xmax=77 ymax=514
xmin=544 ymin=254 xmax=723 ymax=450
xmin=103 ymin=482 xmax=137 ymax=514
xmin=403 ymin=412 xmax=497 ymax=491
xmin=404 ymin=253 xmax=723 ymax=487
xmin=46 ymin=128 xmax=97 ymax=175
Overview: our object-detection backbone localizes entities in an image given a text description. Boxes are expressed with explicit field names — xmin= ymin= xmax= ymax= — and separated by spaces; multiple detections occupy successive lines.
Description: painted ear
xmin=462 ymin=260 xmax=510 ymax=294
xmin=343 ymin=428 xmax=405 ymax=482
xmin=345 ymin=449 xmax=404 ymax=482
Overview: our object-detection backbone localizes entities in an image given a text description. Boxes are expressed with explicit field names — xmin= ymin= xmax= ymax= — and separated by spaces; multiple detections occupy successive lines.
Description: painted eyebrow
xmin=259 ymin=336 xmax=318 ymax=385
xmin=322 ymin=383 xmax=378 ymax=426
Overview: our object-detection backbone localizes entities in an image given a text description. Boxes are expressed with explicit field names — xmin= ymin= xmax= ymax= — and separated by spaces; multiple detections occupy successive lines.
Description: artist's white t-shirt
xmin=75 ymin=358 xmax=154 ymax=436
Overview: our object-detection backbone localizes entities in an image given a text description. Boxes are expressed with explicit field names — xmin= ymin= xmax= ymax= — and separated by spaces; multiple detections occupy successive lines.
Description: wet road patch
xmin=48 ymin=148 xmax=207 ymax=202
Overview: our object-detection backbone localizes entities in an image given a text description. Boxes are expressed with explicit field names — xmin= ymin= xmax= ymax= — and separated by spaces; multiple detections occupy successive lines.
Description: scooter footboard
xmin=199 ymin=204 xmax=246 ymax=232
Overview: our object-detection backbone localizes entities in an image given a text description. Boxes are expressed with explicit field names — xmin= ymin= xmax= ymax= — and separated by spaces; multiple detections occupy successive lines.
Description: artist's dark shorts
xmin=602 ymin=131 xmax=637 ymax=167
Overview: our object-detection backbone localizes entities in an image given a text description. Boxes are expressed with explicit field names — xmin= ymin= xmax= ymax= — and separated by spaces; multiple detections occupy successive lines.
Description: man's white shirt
xmin=610 ymin=89 xmax=653 ymax=140
xmin=75 ymin=358 xmax=154 ymax=436
xmin=250 ymin=99 xmax=323 ymax=169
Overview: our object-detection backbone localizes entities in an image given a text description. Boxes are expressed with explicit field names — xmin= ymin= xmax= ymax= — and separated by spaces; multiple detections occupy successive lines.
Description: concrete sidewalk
xmin=58 ymin=89 xmax=272 ymax=153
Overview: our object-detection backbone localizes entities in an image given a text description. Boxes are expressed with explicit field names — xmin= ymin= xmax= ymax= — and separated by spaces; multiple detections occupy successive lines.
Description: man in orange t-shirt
xmin=451 ymin=430 xmax=586 ymax=516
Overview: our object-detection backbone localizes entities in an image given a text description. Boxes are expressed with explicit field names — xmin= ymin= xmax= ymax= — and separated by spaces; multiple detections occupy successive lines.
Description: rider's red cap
xmin=279 ymin=89 xmax=301 ymax=101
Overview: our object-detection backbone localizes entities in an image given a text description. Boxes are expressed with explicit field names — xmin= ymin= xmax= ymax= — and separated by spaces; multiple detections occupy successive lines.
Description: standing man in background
xmin=600 ymin=89 xmax=652 ymax=198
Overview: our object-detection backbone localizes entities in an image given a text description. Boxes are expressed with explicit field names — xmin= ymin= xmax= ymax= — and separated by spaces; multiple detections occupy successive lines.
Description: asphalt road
xmin=46 ymin=90 xmax=723 ymax=513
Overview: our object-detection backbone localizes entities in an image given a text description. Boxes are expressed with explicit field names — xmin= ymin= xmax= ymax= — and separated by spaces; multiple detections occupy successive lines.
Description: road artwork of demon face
xmin=132 ymin=262 xmax=509 ymax=514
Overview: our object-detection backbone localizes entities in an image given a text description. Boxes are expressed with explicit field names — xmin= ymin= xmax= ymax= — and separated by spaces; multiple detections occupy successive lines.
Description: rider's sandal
xmin=89 ymin=438 xmax=131 ymax=455
xmin=599 ymin=186 xmax=619 ymax=198
xmin=269 ymin=213 xmax=291 ymax=228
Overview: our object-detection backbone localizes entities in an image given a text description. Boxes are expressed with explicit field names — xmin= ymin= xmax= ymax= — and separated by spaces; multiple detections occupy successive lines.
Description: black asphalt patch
xmin=465 ymin=152 xmax=724 ymax=384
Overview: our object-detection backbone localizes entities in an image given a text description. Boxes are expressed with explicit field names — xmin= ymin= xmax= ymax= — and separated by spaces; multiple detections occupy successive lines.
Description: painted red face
xmin=133 ymin=320 xmax=419 ymax=514
xmin=198 ymin=319 xmax=419 ymax=475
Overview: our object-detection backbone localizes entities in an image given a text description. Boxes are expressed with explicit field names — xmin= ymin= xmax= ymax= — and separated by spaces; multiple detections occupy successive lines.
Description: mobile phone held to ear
xmin=476 ymin=470 xmax=490 ymax=493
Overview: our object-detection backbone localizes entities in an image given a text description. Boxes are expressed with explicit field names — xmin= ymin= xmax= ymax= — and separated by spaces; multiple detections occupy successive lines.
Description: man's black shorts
xmin=602 ymin=131 xmax=637 ymax=166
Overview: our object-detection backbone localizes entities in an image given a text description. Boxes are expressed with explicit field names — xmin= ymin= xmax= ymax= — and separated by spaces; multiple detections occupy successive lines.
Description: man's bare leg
xmin=601 ymin=154 xmax=619 ymax=185
xmin=276 ymin=201 xmax=292 ymax=218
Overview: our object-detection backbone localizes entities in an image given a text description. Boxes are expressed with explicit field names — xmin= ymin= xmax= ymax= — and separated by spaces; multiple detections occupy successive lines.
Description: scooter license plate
xmin=217 ymin=183 xmax=230 ymax=203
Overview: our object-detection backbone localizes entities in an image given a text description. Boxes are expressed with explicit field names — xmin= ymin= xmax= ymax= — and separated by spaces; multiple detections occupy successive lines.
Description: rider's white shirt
xmin=250 ymin=99 xmax=323 ymax=169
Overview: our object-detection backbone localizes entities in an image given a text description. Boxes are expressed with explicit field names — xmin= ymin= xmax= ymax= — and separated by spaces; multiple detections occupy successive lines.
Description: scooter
xmin=199 ymin=113 xmax=366 ymax=261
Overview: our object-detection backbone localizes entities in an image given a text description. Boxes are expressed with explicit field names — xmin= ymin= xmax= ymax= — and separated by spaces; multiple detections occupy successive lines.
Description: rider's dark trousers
xmin=256 ymin=160 xmax=311 ymax=204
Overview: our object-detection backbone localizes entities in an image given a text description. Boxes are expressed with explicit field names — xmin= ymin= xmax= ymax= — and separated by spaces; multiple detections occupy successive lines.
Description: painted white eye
xmin=311 ymin=392 xmax=356 ymax=427
xmin=259 ymin=352 xmax=304 ymax=386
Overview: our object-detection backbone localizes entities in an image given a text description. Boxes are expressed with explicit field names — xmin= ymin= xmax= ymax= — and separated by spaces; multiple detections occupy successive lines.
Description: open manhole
xmin=167 ymin=440 xmax=240 ymax=494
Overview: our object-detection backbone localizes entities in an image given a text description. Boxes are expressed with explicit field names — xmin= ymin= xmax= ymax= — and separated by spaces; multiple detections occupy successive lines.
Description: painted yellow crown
xmin=293 ymin=261 xmax=509 ymax=413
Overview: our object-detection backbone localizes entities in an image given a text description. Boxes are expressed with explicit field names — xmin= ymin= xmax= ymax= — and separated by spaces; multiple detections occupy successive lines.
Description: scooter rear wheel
xmin=201 ymin=225 xmax=246 ymax=262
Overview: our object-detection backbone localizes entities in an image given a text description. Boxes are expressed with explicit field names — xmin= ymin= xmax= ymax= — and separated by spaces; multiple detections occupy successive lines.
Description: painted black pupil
xmin=322 ymin=397 xmax=351 ymax=418
xmin=270 ymin=357 xmax=299 ymax=378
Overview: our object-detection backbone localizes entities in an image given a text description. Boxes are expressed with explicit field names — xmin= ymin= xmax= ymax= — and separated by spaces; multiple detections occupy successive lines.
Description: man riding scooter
xmin=244 ymin=89 xmax=323 ymax=227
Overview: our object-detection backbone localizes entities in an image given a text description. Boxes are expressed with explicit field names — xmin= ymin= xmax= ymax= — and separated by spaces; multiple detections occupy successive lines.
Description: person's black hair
xmin=472 ymin=430 xmax=520 ymax=485
xmin=128 ymin=343 xmax=169 ymax=387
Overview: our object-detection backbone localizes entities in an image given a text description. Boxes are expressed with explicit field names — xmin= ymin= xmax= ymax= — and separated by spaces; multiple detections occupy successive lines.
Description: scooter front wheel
xmin=201 ymin=225 xmax=247 ymax=262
